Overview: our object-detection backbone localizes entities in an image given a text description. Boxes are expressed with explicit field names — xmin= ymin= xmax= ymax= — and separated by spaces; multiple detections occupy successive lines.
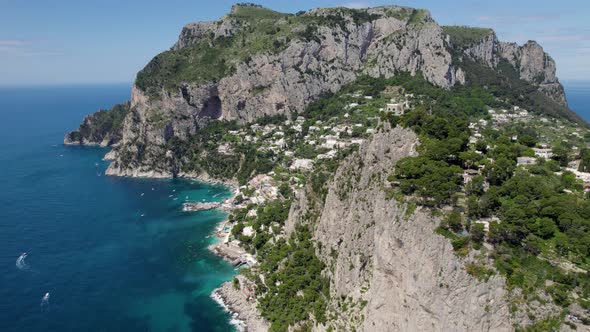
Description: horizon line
xmin=0 ymin=81 xmax=133 ymax=88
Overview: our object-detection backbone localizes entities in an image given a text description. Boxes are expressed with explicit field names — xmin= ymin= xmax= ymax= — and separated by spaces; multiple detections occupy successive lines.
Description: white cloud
xmin=0 ymin=39 xmax=63 ymax=57
xmin=21 ymin=51 xmax=65 ymax=57
xmin=0 ymin=40 xmax=30 ymax=46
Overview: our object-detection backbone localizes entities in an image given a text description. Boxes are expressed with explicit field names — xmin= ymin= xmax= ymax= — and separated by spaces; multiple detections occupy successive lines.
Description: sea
xmin=564 ymin=81 xmax=590 ymax=122
xmin=0 ymin=84 xmax=238 ymax=332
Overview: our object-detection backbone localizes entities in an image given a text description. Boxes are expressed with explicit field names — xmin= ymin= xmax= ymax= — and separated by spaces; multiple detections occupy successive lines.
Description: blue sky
xmin=1 ymin=0 xmax=588 ymax=85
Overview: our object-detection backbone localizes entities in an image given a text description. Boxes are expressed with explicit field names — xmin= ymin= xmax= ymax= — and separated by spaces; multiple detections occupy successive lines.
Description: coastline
xmin=192 ymin=173 xmax=269 ymax=332
xmin=211 ymin=275 xmax=270 ymax=332
xmin=68 ymin=145 xmax=266 ymax=331
xmin=207 ymin=206 xmax=269 ymax=332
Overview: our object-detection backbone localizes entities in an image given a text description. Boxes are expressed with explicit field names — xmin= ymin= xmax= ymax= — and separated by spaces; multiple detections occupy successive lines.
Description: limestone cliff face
xmin=72 ymin=5 xmax=468 ymax=176
xmin=285 ymin=126 xmax=515 ymax=331
xmin=461 ymin=31 xmax=567 ymax=106
xmin=151 ymin=6 xmax=463 ymax=124
xmin=66 ymin=4 xmax=570 ymax=178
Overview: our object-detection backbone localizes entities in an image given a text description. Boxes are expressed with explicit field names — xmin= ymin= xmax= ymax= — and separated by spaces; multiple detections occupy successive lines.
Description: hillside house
xmin=386 ymin=102 xmax=404 ymax=116
xmin=533 ymin=148 xmax=553 ymax=159
xmin=517 ymin=156 xmax=537 ymax=166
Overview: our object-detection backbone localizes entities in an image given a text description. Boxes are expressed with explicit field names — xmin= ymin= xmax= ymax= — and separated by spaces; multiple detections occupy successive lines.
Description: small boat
xmin=140 ymin=193 xmax=145 ymax=196
xmin=41 ymin=292 xmax=50 ymax=307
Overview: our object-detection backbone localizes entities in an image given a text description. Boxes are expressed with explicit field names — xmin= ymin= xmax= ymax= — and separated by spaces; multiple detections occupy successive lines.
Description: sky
xmin=0 ymin=0 xmax=589 ymax=85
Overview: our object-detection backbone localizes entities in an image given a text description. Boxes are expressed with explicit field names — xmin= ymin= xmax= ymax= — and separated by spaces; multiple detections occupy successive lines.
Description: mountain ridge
xmin=65 ymin=3 xmax=579 ymax=178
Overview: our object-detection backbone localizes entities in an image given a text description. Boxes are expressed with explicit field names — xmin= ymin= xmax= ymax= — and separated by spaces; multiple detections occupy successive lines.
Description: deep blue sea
xmin=0 ymin=85 xmax=237 ymax=332
xmin=564 ymin=81 xmax=590 ymax=122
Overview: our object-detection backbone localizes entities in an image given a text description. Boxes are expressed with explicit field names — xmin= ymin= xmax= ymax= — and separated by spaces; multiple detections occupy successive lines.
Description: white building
xmin=533 ymin=148 xmax=553 ymax=159
xmin=385 ymin=102 xmax=404 ymax=116
xmin=290 ymin=159 xmax=314 ymax=171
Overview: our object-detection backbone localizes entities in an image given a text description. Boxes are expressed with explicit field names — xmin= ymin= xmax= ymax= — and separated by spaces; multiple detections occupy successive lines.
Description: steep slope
xmin=444 ymin=26 xmax=565 ymax=104
xmin=63 ymin=102 xmax=129 ymax=146
xmin=65 ymin=4 xmax=573 ymax=177
xmin=443 ymin=26 xmax=581 ymax=123
xmin=285 ymin=126 xmax=513 ymax=331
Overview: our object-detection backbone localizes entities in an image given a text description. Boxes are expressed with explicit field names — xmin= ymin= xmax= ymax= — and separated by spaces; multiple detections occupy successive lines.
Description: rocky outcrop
xmin=460 ymin=31 xmax=567 ymax=106
xmin=284 ymin=126 xmax=514 ymax=331
xmin=64 ymin=102 xmax=130 ymax=146
xmin=214 ymin=275 xmax=270 ymax=332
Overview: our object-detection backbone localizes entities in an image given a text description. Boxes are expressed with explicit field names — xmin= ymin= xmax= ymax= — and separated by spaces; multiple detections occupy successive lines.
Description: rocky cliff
xmin=285 ymin=125 xmax=561 ymax=331
xmin=64 ymin=102 xmax=129 ymax=146
xmin=65 ymin=4 xmax=572 ymax=177
xmin=456 ymin=29 xmax=567 ymax=106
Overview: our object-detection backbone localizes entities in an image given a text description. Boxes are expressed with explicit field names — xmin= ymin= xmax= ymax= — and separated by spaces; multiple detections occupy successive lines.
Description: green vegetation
xmin=394 ymin=156 xmax=463 ymax=206
xmin=74 ymin=102 xmax=130 ymax=143
xmin=481 ymin=169 xmax=590 ymax=302
xmin=579 ymin=148 xmax=590 ymax=172
xmin=442 ymin=26 xmax=493 ymax=48
xmin=384 ymin=7 xmax=414 ymax=20
xmin=226 ymin=188 xmax=329 ymax=332
xmin=458 ymin=58 xmax=585 ymax=124
xmin=136 ymin=39 xmax=235 ymax=95
xmin=165 ymin=119 xmax=277 ymax=185
xmin=367 ymin=72 xmax=590 ymax=318
xmin=377 ymin=74 xmax=496 ymax=206
xmin=135 ymin=4 xmax=389 ymax=95
xmin=256 ymin=225 xmax=330 ymax=332
xmin=135 ymin=5 xmax=293 ymax=94
xmin=408 ymin=9 xmax=429 ymax=25
xmin=233 ymin=277 xmax=240 ymax=290
xmin=516 ymin=315 xmax=565 ymax=332
xmin=465 ymin=263 xmax=495 ymax=281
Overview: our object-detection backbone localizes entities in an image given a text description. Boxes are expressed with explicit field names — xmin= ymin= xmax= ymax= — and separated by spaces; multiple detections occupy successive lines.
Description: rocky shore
xmin=100 ymin=155 xmax=240 ymax=189
xmin=200 ymin=190 xmax=269 ymax=331
xmin=212 ymin=275 xmax=269 ymax=332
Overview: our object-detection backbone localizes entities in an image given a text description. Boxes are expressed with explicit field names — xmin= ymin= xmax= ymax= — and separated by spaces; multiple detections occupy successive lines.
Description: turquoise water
xmin=0 ymin=85 xmax=236 ymax=332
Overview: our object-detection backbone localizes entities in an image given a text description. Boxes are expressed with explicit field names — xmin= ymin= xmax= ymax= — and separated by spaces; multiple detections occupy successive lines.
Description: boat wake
xmin=16 ymin=252 xmax=29 ymax=270
xmin=41 ymin=292 xmax=50 ymax=310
